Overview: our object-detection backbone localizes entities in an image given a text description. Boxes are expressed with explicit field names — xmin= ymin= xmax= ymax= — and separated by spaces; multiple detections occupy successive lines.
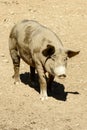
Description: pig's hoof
xmin=14 ymin=80 xmax=21 ymax=85
xmin=40 ymin=95 xmax=48 ymax=101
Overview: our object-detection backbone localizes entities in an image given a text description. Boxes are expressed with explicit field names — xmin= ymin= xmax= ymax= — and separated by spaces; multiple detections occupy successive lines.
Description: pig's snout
xmin=54 ymin=66 xmax=66 ymax=79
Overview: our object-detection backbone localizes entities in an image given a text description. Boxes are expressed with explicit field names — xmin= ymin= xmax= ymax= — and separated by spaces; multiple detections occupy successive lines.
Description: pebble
xmin=0 ymin=54 xmax=9 ymax=63
xmin=10 ymin=11 xmax=15 ymax=15
xmin=3 ymin=59 xmax=9 ymax=63
xmin=1 ymin=53 xmax=5 ymax=57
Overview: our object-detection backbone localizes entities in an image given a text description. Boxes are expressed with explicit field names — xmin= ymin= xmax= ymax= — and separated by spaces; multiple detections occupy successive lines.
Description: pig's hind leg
xmin=30 ymin=66 xmax=36 ymax=86
xmin=30 ymin=66 xmax=35 ymax=80
xmin=47 ymin=74 xmax=54 ymax=93
xmin=11 ymin=49 xmax=20 ymax=84
xmin=9 ymin=39 xmax=20 ymax=84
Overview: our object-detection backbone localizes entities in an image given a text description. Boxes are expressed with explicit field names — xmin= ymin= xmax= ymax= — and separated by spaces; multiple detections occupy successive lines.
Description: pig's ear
xmin=42 ymin=44 xmax=55 ymax=57
xmin=66 ymin=49 xmax=80 ymax=58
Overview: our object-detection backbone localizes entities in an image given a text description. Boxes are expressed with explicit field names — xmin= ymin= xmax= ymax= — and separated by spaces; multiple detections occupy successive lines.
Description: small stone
xmin=3 ymin=59 xmax=9 ymax=63
xmin=28 ymin=9 xmax=32 ymax=12
xmin=10 ymin=11 xmax=15 ymax=15
xmin=1 ymin=53 xmax=5 ymax=57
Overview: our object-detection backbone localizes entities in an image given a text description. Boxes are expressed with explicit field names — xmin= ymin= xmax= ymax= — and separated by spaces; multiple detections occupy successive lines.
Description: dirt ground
xmin=0 ymin=0 xmax=87 ymax=130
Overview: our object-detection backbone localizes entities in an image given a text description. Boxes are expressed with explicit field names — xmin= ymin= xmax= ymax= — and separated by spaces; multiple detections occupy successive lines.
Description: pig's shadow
xmin=20 ymin=72 xmax=79 ymax=101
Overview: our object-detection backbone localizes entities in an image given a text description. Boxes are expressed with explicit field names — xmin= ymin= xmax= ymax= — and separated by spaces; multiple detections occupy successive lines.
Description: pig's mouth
xmin=58 ymin=74 xmax=66 ymax=79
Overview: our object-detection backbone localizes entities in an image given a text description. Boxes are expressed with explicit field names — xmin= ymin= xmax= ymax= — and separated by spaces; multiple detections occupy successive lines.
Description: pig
xmin=9 ymin=20 xmax=80 ymax=100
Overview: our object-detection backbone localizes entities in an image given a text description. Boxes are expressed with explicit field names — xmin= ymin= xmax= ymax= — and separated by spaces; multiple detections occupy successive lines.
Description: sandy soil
xmin=0 ymin=0 xmax=87 ymax=130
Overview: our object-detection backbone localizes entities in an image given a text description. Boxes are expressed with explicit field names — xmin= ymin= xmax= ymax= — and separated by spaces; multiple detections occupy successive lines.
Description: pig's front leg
xmin=48 ymin=74 xmax=54 ymax=92
xmin=37 ymin=67 xmax=48 ymax=101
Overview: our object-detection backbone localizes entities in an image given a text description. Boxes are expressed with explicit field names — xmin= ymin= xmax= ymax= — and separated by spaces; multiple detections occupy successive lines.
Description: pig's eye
xmin=51 ymin=55 xmax=56 ymax=61
xmin=52 ymin=54 xmax=56 ymax=58
xmin=51 ymin=57 xmax=55 ymax=61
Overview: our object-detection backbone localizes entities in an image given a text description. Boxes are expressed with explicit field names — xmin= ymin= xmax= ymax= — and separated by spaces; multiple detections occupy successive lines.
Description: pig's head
xmin=42 ymin=45 xmax=80 ymax=79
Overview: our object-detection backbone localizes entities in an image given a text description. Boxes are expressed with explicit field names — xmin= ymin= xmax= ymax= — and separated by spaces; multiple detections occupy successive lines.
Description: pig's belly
xmin=19 ymin=49 xmax=35 ymax=67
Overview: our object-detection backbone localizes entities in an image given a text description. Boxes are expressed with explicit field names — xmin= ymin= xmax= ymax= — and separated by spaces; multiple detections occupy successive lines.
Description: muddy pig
xmin=9 ymin=20 xmax=80 ymax=100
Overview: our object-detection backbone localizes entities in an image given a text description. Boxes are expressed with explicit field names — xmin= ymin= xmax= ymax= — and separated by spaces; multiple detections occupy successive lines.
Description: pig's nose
xmin=58 ymin=74 xmax=66 ymax=79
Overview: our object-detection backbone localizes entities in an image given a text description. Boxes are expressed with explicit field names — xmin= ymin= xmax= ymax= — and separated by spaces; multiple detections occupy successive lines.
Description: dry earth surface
xmin=0 ymin=0 xmax=87 ymax=130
